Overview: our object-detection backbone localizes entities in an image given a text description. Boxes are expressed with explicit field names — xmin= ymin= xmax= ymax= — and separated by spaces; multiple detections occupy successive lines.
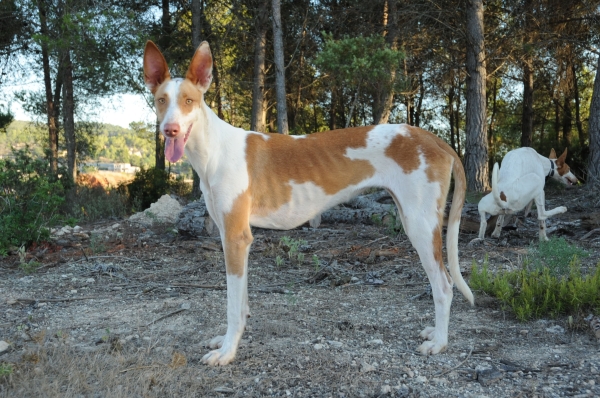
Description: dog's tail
xmin=447 ymin=152 xmax=475 ymax=305
xmin=491 ymin=162 xmax=509 ymax=209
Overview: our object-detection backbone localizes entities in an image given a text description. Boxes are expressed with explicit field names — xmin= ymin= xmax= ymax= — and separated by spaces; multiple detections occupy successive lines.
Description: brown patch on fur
xmin=223 ymin=192 xmax=254 ymax=277
xmin=384 ymin=126 xmax=455 ymax=186
xmin=500 ymin=191 xmax=507 ymax=202
xmin=245 ymin=127 xmax=375 ymax=216
xmin=433 ymin=226 xmax=452 ymax=283
xmin=153 ymin=83 xmax=170 ymax=121
xmin=177 ymin=80 xmax=203 ymax=115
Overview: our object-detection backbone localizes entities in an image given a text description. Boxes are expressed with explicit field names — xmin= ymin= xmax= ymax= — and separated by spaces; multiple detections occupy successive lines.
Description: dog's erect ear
xmin=186 ymin=41 xmax=213 ymax=92
xmin=549 ymin=148 xmax=557 ymax=159
xmin=557 ymin=148 xmax=568 ymax=165
xmin=144 ymin=41 xmax=171 ymax=94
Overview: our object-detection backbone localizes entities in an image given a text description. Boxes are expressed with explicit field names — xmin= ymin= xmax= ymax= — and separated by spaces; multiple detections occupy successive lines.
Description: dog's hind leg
xmin=491 ymin=215 xmax=504 ymax=238
xmin=534 ymin=191 xmax=567 ymax=241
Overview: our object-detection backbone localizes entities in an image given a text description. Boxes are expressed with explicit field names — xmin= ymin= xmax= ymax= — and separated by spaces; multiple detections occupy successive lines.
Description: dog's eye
xmin=186 ymin=99 xmax=193 ymax=105
xmin=157 ymin=98 xmax=166 ymax=104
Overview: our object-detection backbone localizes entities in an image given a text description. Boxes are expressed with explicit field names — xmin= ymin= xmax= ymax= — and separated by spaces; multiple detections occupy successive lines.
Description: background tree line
xmin=1 ymin=0 xmax=600 ymax=192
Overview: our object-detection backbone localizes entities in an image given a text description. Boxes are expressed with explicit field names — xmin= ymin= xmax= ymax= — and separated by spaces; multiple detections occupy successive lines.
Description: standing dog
xmin=143 ymin=41 xmax=474 ymax=366
xmin=477 ymin=147 xmax=577 ymax=241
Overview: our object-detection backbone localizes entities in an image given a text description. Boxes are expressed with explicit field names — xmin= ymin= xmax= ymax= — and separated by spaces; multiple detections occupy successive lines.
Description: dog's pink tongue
xmin=164 ymin=137 xmax=185 ymax=163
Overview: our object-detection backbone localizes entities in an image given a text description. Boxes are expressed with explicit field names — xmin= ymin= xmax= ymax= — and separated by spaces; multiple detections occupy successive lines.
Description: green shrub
xmin=0 ymin=149 xmax=65 ymax=252
xmin=527 ymin=236 xmax=589 ymax=276
xmin=63 ymin=185 xmax=128 ymax=223
xmin=471 ymin=256 xmax=600 ymax=321
xmin=120 ymin=167 xmax=191 ymax=211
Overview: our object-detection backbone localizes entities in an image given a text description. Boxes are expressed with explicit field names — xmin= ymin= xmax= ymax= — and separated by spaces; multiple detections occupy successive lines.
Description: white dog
xmin=477 ymin=147 xmax=577 ymax=241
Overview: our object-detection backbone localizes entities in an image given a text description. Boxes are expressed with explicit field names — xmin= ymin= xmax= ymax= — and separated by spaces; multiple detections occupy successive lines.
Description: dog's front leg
xmin=202 ymin=219 xmax=253 ymax=366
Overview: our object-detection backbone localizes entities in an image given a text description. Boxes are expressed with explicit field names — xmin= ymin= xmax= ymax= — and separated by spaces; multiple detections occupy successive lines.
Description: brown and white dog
xmin=143 ymin=41 xmax=474 ymax=366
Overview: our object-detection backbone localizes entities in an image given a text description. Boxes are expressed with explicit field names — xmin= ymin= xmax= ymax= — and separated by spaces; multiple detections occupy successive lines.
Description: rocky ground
xmin=1 ymin=186 xmax=599 ymax=397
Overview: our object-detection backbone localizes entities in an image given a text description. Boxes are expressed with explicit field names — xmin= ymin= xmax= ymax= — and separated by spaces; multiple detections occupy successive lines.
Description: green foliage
xmin=279 ymin=236 xmax=307 ymax=264
xmin=527 ymin=237 xmax=589 ymax=276
xmin=471 ymin=256 xmax=600 ymax=321
xmin=0 ymin=149 xmax=65 ymax=252
xmin=121 ymin=167 xmax=191 ymax=211
xmin=315 ymin=33 xmax=404 ymax=88
xmin=63 ymin=185 xmax=128 ymax=223
xmin=0 ymin=363 xmax=13 ymax=377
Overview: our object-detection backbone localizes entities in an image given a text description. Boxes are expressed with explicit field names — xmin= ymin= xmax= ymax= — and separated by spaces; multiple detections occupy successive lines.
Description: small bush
xmin=471 ymin=256 xmax=600 ymax=321
xmin=527 ymin=236 xmax=589 ymax=276
xmin=121 ymin=167 xmax=191 ymax=212
xmin=0 ymin=149 xmax=65 ymax=252
xmin=63 ymin=185 xmax=128 ymax=223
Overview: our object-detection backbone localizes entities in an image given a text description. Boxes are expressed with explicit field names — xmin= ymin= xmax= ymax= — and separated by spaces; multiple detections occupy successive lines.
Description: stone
xmin=176 ymin=199 xmax=217 ymax=237
xmin=361 ymin=362 xmax=377 ymax=373
xmin=0 ymin=341 xmax=9 ymax=353
xmin=313 ymin=343 xmax=324 ymax=350
xmin=129 ymin=194 xmax=182 ymax=226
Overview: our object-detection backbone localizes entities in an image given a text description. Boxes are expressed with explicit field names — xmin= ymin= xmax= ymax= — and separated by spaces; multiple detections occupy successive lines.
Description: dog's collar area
xmin=548 ymin=160 xmax=555 ymax=177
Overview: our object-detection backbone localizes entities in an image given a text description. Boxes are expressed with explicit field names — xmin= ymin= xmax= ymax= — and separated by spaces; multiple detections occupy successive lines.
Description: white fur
xmin=477 ymin=147 xmax=577 ymax=241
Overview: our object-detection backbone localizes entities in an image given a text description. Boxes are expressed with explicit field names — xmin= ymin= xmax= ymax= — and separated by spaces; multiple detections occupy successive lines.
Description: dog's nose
xmin=164 ymin=123 xmax=180 ymax=137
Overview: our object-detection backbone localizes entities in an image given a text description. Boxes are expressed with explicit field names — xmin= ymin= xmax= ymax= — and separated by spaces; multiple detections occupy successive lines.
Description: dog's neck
xmin=547 ymin=158 xmax=556 ymax=177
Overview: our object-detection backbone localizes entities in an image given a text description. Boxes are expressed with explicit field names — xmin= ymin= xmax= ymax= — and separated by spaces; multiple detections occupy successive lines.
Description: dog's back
xmin=492 ymin=147 xmax=545 ymax=212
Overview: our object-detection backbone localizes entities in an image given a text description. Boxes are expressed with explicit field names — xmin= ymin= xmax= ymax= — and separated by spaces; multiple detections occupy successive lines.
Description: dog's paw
xmin=417 ymin=340 xmax=447 ymax=355
xmin=208 ymin=335 xmax=225 ymax=349
xmin=419 ymin=326 xmax=436 ymax=340
xmin=467 ymin=238 xmax=484 ymax=249
xmin=202 ymin=348 xmax=236 ymax=366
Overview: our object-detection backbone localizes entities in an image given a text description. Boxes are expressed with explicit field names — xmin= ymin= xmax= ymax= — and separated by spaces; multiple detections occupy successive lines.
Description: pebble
xmin=546 ymin=325 xmax=565 ymax=334
xmin=415 ymin=375 xmax=427 ymax=383
xmin=328 ymin=340 xmax=343 ymax=348
xmin=313 ymin=343 xmax=323 ymax=350
xmin=86 ymin=278 xmax=95 ymax=283
xmin=380 ymin=385 xmax=392 ymax=394
xmin=0 ymin=341 xmax=9 ymax=353
xmin=367 ymin=339 xmax=384 ymax=346
xmin=361 ymin=362 xmax=376 ymax=373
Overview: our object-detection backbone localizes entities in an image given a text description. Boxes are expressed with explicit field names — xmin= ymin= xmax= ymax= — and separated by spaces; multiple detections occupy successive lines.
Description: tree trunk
xmin=489 ymin=77 xmax=498 ymax=170
xmin=251 ymin=0 xmax=268 ymax=132
xmin=191 ymin=0 xmax=203 ymax=199
xmin=191 ymin=0 xmax=202 ymax=49
xmin=573 ymin=62 xmax=585 ymax=144
xmin=588 ymin=55 xmax=600 ymax=185
xmin=521 ymin=58 xmax=534 ymax=147
xmin=37 ymin=0 xmax=58 ymax=176
xmin=62 ymin=48 xmax=76 ymax=183
xmin=448 ymin=84 xmax=456 ymax=152
xmin=464 ymin=0 xmax=489 ymax=192
xmin=156 ymin=0 xmax=170 ymax=171
xmin=155 ymin=121 xmax=165 ymax=170
xmin=373 ymin=0 xmax=398 ymax=124
xmin=271 ymin=0 xmax=289 ymax=134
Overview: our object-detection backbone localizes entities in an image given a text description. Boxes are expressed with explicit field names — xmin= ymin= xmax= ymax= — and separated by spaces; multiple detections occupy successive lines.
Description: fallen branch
xmin=581 ymin=228 xmax=600 ymax=240
xmin=435 ymin=346 xmax=473 ymax=377
xmin=10 ymin=296 xmax=99 ymax=304
xmin=144 ymin=308 xmax=188 ymax=328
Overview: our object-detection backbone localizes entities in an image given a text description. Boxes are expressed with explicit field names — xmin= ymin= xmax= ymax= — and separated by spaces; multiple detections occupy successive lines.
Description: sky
xmin=6 ymin=91 xmax=155 ymax=129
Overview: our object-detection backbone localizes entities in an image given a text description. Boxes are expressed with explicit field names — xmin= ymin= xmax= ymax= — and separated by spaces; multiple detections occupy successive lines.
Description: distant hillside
xmin=0 ymin=121 xmax=193 ymax=178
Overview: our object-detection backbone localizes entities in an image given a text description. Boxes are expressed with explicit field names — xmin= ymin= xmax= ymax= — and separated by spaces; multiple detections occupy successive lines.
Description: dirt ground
xmin=1 ymin=187 xmax=599 ymax=397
